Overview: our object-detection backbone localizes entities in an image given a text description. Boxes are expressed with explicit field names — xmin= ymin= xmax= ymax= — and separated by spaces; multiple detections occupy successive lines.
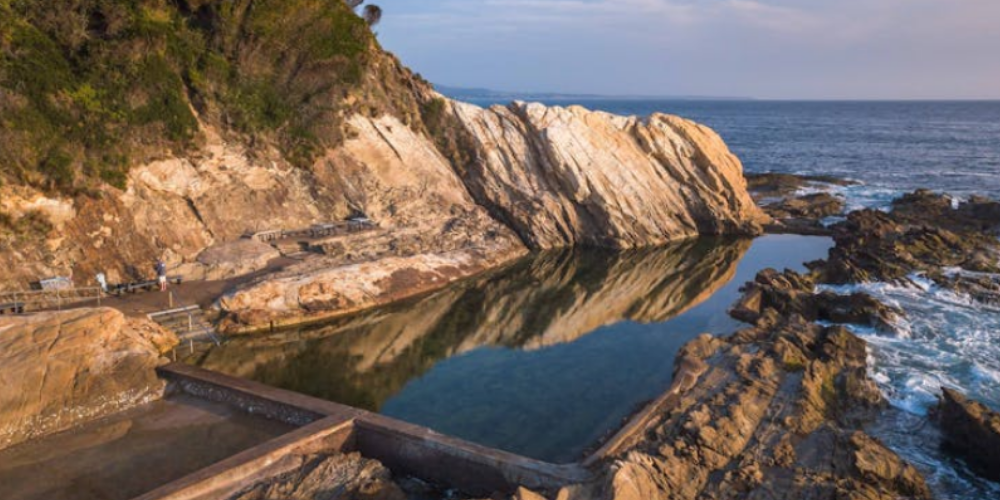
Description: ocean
xmin=464 ymin=98 xmax=1000 ymax=498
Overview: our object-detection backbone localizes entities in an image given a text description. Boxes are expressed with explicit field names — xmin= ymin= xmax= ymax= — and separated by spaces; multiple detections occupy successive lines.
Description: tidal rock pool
xmin=193 ymin=235 xmax=833 ymax=463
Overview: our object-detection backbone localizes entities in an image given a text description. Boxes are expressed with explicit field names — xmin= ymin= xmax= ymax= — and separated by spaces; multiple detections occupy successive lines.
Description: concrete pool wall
xmin=147 ymin=363 xmax=594 ymax=498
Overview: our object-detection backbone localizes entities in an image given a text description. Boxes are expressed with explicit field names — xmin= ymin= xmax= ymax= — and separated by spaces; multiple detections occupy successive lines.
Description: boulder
xmin=450 ymin=101 xmax=769 ymax=249
xmin=729 ymin=269 xmax=899 ymax=332
xmin=0 ymin=308 xmax=177 ymax=450
xmin=228 ymin=452 xmax=405 ymax=500
xmin=934 ymin=388 xmax=1000 ymax=480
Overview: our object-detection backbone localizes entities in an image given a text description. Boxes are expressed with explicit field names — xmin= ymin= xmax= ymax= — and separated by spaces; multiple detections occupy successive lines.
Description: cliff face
xmin=1 ymin=100 xmax=766 ymax=296
xmin=451 ymin=101 xmax=768 ymax=249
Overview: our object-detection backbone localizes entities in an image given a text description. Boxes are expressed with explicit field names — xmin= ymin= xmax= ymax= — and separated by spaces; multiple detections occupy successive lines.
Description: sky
xmin=371 ymin=0 xmax=1000 ymax=100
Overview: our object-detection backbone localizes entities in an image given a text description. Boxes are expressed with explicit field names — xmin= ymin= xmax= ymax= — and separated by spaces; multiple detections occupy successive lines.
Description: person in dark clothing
xmin=155 ymin=259 xmax=168 ymax=292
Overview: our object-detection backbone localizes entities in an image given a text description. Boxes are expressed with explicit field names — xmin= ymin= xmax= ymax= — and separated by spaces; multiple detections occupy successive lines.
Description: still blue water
xmin=466 ymin=99 xmax=1000 ymax=204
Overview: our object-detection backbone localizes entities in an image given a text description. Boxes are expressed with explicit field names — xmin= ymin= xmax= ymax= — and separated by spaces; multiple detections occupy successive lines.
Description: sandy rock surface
xmin=0 ymin=308 xmax=177 ymax=450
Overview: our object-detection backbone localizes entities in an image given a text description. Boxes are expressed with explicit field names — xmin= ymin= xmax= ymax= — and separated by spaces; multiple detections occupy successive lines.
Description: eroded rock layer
xmin=0 ymin=308 xmax=177 ymax=450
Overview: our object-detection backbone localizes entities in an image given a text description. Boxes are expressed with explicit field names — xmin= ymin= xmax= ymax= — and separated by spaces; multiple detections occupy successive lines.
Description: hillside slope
xmin=0 ymin=0 xmax=766 ymax=297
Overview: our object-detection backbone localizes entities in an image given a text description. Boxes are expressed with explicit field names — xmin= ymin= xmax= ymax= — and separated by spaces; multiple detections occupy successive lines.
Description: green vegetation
xmin=0 ymin=0 xmax=422 ymax=195
xmin=0 ymin=209 xmax=53 ymax=249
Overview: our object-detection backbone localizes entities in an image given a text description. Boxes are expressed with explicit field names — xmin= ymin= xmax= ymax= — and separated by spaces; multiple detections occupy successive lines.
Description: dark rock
xmin=746 ymin=173 xmax=857 ymax=200
xmin=933 ymin=389 xmax=1000 ymax=481
xmin=228 ymin=452 xmax=406 ymax=500
xmin=818 ymin=203 xmax=1000 ymax=285
xmin=746 ymin=173 xmax=852 ymax=236
xmin=764 ymin=192 xmax=845 ymax=220
xmin=730 ymin=269 xmax=900 ymax=332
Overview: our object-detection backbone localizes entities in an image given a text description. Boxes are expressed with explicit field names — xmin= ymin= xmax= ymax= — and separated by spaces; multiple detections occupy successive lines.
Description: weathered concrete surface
xmin=0 ymin=308 xmax=177 ymax=450
xmin=934 ymin=388 xmax=1000 ymax=480
xmin=0 ymin=394 xmax=294 ymax=500
xmin=451 ymin=101 xmax=769 ymax=249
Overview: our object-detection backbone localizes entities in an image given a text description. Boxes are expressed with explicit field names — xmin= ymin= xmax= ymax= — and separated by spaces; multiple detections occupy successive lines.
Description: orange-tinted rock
xmin=0 ymin=308 xmax=177 ymax=450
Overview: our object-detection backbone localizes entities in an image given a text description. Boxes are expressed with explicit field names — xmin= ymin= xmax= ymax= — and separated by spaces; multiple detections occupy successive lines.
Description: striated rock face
xmin=934 ymin=389 xmax=1000 ymax=480
xmin=0 ymin=308 xmax=177 ymax=451
xmin=450 ymin=101 xmax=768 ymax=249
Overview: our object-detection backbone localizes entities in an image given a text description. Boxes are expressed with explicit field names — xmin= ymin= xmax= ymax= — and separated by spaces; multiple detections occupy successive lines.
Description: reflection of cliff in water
xmin=195 ymin=237 xmax=752 ymax=411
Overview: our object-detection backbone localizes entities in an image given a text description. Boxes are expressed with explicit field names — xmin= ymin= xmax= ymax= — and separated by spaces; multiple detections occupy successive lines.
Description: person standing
xmin=155 ymin=259 xmax=168 ymax=292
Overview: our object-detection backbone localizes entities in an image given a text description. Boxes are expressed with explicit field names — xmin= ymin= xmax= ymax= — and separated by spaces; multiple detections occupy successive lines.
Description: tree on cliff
xmin=342 ymin=0 xmax=382 ymax=26
xmin=363 ymin=5 xmax=382 ymax=26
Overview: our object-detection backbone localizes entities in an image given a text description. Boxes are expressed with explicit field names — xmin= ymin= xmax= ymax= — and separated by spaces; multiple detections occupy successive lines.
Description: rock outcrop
xmin=451 ymin=101 xmax=769 ymax=249
xmin=934 ymin=388 xmax=1000 ymax=480
xmin=817 ymin=191 xmax=1000 ymax=285
xmin=745 ymin=173 xmax=854 ymax=235
xmin=218 ymin=243 xmax=526 ymax=333
xmin=0 ymin=308 xmax=177 ymax=450
xmin=228 ymin=452 xmax=406 ymax=500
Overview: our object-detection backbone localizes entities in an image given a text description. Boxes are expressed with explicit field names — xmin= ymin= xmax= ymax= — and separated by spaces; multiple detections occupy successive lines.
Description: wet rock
xmin=0 ymin=308 xmax=177 ymax=450
xmin=745 ymin=173 xmax=851 ymax=236
xmin=933 ymin=388 xmax=1000 ymax=481
xmin=764 ymin=192 xmax=844 ymax=220
xmin=931 ymin=271 xmax=1000 ymax=307
xmin=228 ymin=452 xmax=406 ymax=500
xmin=451 ymin=101 xmax=769 ymax=249
xmin=745 ymin=173 xmax=857 ymax=200
xmin=818 ymin=200 xmax=1000 ymax=285
xmin=730 ymin=269 xmax=900 ymax=332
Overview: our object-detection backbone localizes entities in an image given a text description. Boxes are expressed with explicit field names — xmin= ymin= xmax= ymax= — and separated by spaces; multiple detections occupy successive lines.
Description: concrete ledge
xmin=355 ymin=417 xmax=590 ymax=495
xmin=156 ymin=364 xmax=592 ymax=496
xmin=159 ymin=363 xmax=360 ymax=426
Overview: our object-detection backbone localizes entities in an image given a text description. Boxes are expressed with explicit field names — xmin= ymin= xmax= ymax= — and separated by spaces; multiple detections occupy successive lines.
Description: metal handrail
xmin=0 ymin=287 xmax=104 ymax=311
